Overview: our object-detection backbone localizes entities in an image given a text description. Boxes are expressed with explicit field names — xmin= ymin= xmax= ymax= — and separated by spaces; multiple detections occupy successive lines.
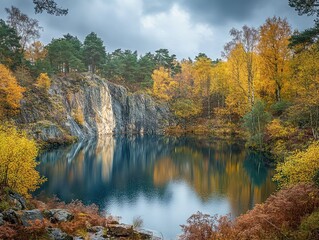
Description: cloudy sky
xmin=0 ymin=0 xmax=315 ymax=59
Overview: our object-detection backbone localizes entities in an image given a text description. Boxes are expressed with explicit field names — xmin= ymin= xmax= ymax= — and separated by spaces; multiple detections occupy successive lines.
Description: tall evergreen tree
xmin=0 ymin=20 xmax=22 ymax=69
xmin=46 ymin=34 xmax=84 ymax=73
xmin=83 ymin=32 xmax=106 ymax=74
xmin=289 ymin=0 xmax=319 ymax=46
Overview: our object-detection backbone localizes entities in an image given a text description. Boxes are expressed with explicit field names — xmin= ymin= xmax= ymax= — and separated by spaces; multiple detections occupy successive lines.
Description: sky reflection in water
xmin=36 ymin=135 xmax=276 ymax=239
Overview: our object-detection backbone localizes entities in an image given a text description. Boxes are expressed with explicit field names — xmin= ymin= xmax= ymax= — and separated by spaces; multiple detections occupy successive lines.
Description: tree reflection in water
xmin=36 ymin=135 xmax=276 ymax=238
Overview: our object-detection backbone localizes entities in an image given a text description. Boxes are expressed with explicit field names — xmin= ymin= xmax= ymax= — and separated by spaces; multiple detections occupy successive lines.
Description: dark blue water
xmin=35 ymin=135 xmax=276 ymax=239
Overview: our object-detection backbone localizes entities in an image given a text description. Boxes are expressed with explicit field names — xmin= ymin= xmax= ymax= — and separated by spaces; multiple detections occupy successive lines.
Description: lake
xmin=35 ymin=135 xmax=276 ymax=239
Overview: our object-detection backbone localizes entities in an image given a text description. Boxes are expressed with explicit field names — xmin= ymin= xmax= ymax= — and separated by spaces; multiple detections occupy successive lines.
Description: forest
xmin=0 ymin=0 xmax=319 ymax=239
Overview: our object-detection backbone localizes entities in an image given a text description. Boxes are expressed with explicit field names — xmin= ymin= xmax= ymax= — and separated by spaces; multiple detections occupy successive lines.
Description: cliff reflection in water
xmin=36 ymin=135 xmax=276 ymax=218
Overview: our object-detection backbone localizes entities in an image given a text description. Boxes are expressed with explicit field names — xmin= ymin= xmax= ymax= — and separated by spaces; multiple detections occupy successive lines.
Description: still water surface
xmin=36 ymin=135 xmax=276 ymax=239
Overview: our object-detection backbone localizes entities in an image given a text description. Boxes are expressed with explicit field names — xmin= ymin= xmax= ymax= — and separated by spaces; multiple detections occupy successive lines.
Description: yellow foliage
xmin=0 ymin=64 xmax=25 ymax=118
xmin=173 ymin=60 xmax=194 ymax=98
xmin=273 ymin=141 xmax=319 ymax=187
xmin=224 ymin=47 xmax=250 ymax=116
xmin=254 ymin=54 xmax=276 ymax=102
xmin=225 ymin=92 xmax=249 ymax=117
xmin=24 ymin=41 xmax=48 ymax=62
xmin=171 ymin=99 xmax=202 ymax=119
xmin=152 ymin=67 xmax=176 ymax=101
xmin=258 ymin=17 xmax=291 ymax=103
xmin=0 ymin=124 xmax=45 ymax=197
xmin=193 ymin=56 xmax=212 ymax=97
xmin=210 ymin=61 xmax=229 ymax=98
xmin=35 ymin=72 xmax=51 ymax=90
xmin=266 ymin=119 xmax=296 ymax=139
xmin=289 ymin=44 xmax=319 ymax=102
xmin=73 ymin=108 xmax=85 ymax=126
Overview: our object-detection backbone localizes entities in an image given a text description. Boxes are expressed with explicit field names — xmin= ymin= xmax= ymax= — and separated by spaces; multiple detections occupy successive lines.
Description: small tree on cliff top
xmin=35 ymin=72 xmax=51 ymax=91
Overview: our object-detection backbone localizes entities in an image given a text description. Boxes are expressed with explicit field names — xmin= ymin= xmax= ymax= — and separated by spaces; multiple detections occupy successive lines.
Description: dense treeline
xmin=1 ymin=5 xmax=318 ymax=154
xmin=0 ymin=9 xmax=181 ymax=90
xmin=0 ymin=1 xmax=318 ymax=180
xmin=0 ymin=0 xmax=318 ymax=172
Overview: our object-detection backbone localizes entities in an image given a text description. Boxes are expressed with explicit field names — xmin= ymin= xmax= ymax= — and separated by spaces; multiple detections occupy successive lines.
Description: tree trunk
xmin=207 ymin=77 xmax=211 ymax=118
xmin=276 ymin=82 xmax=281 ymax=102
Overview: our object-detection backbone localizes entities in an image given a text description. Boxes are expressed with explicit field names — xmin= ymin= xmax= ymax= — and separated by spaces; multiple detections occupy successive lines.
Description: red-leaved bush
xmin=180 ymin=184 xmax=319 ymax=240
xmin=0 ymin=198 xmax=114 ymax=239
xmin=33 ymin=198 xmax=110 ymax=235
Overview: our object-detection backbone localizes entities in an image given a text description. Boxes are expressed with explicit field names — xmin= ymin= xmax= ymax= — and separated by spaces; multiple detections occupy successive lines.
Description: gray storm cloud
xmin=0 ymin=0 xmax=315 ymax=59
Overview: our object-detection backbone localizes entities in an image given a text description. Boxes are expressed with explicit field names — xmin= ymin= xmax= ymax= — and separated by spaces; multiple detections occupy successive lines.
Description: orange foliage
xmin=0 ymin=64 xmax=25 ymax=118
xmin=0 ymin=198 xmax=114 ymax=239
xmin=24 ymin=41 xmax=47 ymax=63
xmin=0 ymin=219 xmax=48 ymax=240
xmin=180 ymin=212 xmax=232 ymax=240
xmin=180 ymin=184 xmax=319 ymax=240
xmin=38 ymin=198 xmax=109 ymax=235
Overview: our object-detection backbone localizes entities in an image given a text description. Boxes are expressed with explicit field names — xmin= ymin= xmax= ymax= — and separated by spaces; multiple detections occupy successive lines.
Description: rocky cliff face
xmin=107 ymin=82 xmax=172 ymax=134
xmin=17 ymin=73 xmax=174 ymax=143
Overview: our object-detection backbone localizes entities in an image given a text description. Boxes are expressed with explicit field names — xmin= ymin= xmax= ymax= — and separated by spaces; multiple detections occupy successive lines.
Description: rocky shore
xmin=0 ymin=192 xmax=161 ymax=240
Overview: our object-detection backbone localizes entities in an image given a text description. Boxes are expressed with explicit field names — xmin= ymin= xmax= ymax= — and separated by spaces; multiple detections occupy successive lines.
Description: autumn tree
xmin=0 ymin=20 xmax=22 ymax=69
xmin=83 ymin=32 xmax=106 ymax=74
xmin=152 ymin=67 xmax=177 ymax=101
xmin=258 ymin=17 xmax=291 ymax=103
xmin=24 ymin=41 xmax=47 ymax=63
xmin=0 ymin=124 xmax=45 ymax=197
xmin=193 ymin=54 xmax=213 ymax=117
xmin=289 ymin=44 xmax=319 ymax=139
xmin=35 ymin=72 xmax=51 ymax=90
xmin=284 ymin=3 xmax=319 ymax=140
xmin=223 ymin=43 xmax=248 ymax=118
xmin=0 ymin=64 xmax=25 ymax=118
xmin=6 ymin=6 xmax=42 ymax=51
xmin=226 ymin=26 xmax=259 ymax=107
xmin=210 ymin=60 xmax=229 ymax=109
xmin=173 ymin=59 xmax=194 ymax=99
